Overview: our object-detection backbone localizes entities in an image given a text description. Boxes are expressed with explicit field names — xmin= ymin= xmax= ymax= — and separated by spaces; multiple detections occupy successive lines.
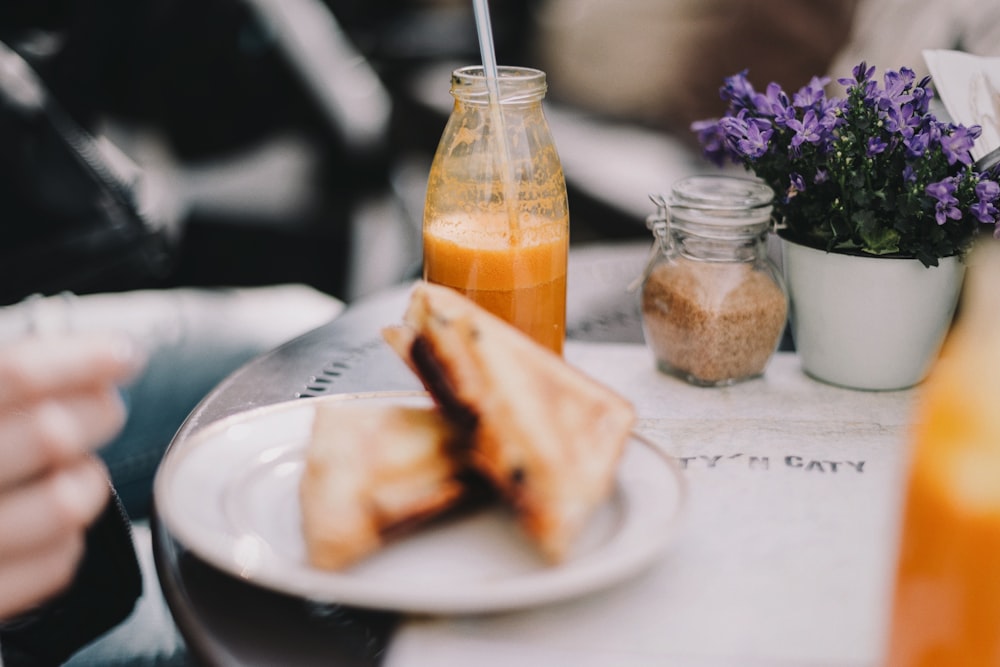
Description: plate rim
xmin=154 ymin=391 xmax=686 ymax=615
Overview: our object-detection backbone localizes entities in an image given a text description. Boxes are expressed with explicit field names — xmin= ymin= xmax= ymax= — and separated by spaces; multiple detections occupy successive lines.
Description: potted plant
xmin=691 ymin=62 xmax=1000 ymax=390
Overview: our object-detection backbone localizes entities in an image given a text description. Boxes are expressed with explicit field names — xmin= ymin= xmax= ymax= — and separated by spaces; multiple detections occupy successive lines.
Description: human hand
xmin=0 ymin=334 xmax=144 ymax=620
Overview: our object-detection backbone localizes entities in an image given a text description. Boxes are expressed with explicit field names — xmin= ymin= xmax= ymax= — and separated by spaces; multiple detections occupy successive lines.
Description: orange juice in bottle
xmin=423 ymin=66 xmax=569 ymax=354
xmin=884 ymin=241 xmax=1000 ymax=666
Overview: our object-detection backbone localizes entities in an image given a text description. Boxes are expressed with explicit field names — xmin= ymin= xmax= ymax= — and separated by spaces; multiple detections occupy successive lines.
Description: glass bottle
xmin=639 ymin=175 xmax=787 ymax=386
xmin=423 ymin=66 xmax=569 ymax=354
xmin=883 ymin=241 xmax=1000 ymax=666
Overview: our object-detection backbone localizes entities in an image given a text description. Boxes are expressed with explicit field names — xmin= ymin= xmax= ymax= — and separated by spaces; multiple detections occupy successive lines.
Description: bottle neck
xmin=451 ymin=66 xmax=547 ymax=106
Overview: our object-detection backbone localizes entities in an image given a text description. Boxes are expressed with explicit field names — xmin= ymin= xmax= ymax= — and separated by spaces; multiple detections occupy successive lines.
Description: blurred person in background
xmin=826 ymin=0 xmax=1000 ymax=83
xmin=528 ymin=0 xmax=1000 ymax=146
xmin=0 ymin=0 xmax=397 ymax=301
xmin=527 ymin=0 xmax=859 ymax=150
xmin=0 ymin=0 xmax=375 ymax=663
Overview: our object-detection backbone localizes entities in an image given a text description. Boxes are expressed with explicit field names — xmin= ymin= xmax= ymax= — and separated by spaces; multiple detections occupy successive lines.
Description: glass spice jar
xmin=639 ymin=175 xmax=787 ymax=386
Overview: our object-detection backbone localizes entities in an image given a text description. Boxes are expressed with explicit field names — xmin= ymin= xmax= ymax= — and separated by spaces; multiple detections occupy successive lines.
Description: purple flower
xmin=786 ymin=109 xmax=823 ymax=149
xmin=842 ymin=63 xmax=880 ymax=104
xmin=880 ymin=68 xmax=916 ymax=108
xmin=814 ymin=168 xmax=829 ymax=184
xmin=977 ymin=179 xmax=1000 ymax=201
xmin=940 ymin=125 xmax=981 ymax=166
xmin=719 ymin=114 xmax=773 ymax=160
xmin=720 ymin=70 xmax=756 ymax=109
xmin=691 ymin=119 xmax=728 ymax=165
xmin=910 ymin=82 xmax=934 ymax=115
xmin=904 ymin=129 xmax=930 ymax=157
xmin=819 ymin=97 xmax=847 ymax=127
xmin=883 ymin=102 xmax=920 ymax=138
xmin=866 ymin=136 xmax=888 ymax=156
xmin=739 ymin=119 xmax=775 ymax=158
xmin=970 ymin=198 xmax=998 ymax=224
xmin=926 ymin=179 xmax=962 ymax=225
xmin=752 ymin=82 xmax=794 ymax=124
xmin=972 ymin=180 xmax=1000 ymax=223
xmin=839 ymin=61 xmax=876 ymax=89
xmin=793 ymin=76 xmax=830 ymax=108
xmin=789 ymin=172 xmax=806 ymax=193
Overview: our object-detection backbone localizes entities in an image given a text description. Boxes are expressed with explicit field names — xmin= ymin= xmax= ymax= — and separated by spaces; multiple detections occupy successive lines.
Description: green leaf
xmin=860 ymin=225 xmax=900 ymax=254
xmin=851 ymin=209 xmax=898 ymax=253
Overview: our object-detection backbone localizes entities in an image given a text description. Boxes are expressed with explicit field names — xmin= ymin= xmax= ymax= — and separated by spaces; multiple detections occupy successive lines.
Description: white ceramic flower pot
xmin=780 ymin=238 xmax=966 ymax=391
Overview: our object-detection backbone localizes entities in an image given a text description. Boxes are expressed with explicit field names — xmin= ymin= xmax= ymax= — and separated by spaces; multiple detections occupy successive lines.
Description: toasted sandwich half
xmin=300 ymin=401 xmax=469 ymax=570
xmin=383 ymin=282 xmax=636 ymax=563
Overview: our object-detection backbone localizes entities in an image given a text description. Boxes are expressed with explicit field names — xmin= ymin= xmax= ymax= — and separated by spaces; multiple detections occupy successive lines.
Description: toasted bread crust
xmin=382 ymin=282 xmax=636 ymax=562
xmin=300 ymin=402 xmax=467 ymax=570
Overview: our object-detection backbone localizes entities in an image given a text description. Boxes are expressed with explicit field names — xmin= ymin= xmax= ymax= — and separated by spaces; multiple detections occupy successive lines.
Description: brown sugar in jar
xmin=643 ymin=259 xmax=787 ymax=384
xmin=639 ymin=176 xmax=787 ymax=386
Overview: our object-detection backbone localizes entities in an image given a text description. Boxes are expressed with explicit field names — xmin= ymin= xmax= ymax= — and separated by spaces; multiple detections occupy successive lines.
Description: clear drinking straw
xmin=472 ymin=0 xmax=501 ymax=104
xmin=472 ymin=0 xmax=520 ymax=239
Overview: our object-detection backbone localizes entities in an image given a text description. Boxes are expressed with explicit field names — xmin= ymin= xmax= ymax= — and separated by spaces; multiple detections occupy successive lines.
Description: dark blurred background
xmin=0 ymin=0 xmax=862 ymax=303
xmin=0 ymin=0 xmax=544 ymax=303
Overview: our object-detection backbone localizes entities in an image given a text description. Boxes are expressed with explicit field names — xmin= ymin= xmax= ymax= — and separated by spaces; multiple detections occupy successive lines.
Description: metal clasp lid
xmin=628 ymin=194 xmax=672 ymax=292
xmin=645 ymin=193 xmax=670 ymax=243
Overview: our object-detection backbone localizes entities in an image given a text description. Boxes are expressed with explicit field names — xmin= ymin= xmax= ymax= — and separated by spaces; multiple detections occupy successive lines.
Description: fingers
xmin=0 ymin=334 xmax=140 ymax=620
xmin=0 ymin=334 xmax=146 ymax=408
xmin=0 ymin=532 xmax=87 ymax=621
xmin=0 ymin=387 xmax=127 ymax=490
xmin=0 ymin=456 xmax=110 ymax=559
xmin=0 ymin=456 xmax=110 ymax=620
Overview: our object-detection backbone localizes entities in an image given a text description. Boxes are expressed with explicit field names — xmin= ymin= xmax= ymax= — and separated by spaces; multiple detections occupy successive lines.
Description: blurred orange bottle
xmin=423 ymin=66 xmax=569 ymax=354
xmin=885 ymin=241 xmax=1000 ymax=666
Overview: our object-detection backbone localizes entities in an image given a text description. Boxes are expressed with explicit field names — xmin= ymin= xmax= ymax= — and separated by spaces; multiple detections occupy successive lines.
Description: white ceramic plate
xmin=154 ymin=391 xmax=685 ymax=615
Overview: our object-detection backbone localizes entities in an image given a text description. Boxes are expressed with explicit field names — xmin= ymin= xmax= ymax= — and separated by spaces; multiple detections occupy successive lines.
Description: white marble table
xmin=384 ymin=345 xmax=916 ymax=667
xmin=152 ymin=240 xmax=918 ymax=666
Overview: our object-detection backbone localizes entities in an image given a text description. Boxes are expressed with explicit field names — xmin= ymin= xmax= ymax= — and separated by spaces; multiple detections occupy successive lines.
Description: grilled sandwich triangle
xmin=383 ymin=282 xmax=636 ymax=562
